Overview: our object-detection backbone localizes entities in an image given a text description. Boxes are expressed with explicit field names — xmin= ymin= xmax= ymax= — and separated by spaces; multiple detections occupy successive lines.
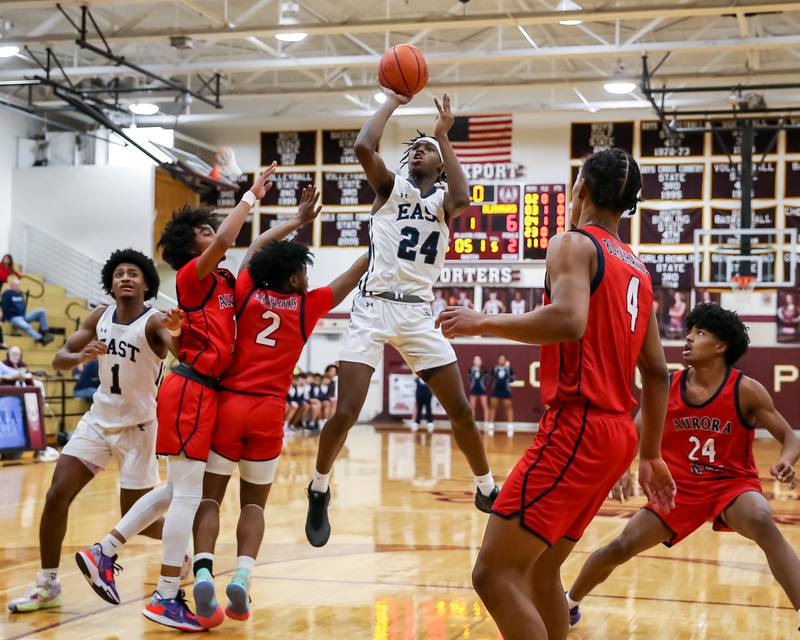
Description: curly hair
xmin=248 ymin=240 xmax=314 ymax=290
xmin=580 ymin=148 xmax=642 ymax=215
xmin=101 ymin=248 xmax=160 ymax=300
xmin=686 ymin=303 xmax=750 ymax=365
xmin=157 ymin=205 xmax=220 ymax=271
xmin=400 ymin=131 xmax=447 ymax=183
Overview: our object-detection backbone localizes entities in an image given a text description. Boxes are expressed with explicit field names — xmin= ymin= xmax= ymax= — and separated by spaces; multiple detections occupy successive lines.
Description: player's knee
xmin=448 ymin=400 xmax=474 ymax=428
xmin=332 ymin=403 xmax=360 ymax=428
xmin=746 ymin=508 xmax=778 ymax=542
xmin=45 ymin=480 xmax=75 ymax=508
xmin=471 ymin=560 xmax=492 ymax=599
xmin=606 ymin=535 xmax=635 ymax=563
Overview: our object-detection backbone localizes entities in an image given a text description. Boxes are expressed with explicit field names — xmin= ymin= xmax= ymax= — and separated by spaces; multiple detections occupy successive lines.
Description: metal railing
xmin=12 ymin=223 xmax=177 ymax=310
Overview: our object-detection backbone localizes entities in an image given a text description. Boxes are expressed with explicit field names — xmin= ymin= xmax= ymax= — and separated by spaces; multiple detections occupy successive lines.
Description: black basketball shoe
xmin=474 ymin=485 xmax=500 ymax=514
xmin=305 ymin=484 xmax=331 ymax=547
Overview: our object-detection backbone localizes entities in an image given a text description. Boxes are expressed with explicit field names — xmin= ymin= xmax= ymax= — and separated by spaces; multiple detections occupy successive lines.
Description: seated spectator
xmin=3 ymin=345 xmax=46 ymax=399
xmin=1 ymin=277 xmax=53 ymax=345
xmin=0 ymin=359 xmax=27 ymax=385
xmin=0 ymin=254 xmax=21 ymax=290
xmin=73 ymin=359 xmax=100 ymax=402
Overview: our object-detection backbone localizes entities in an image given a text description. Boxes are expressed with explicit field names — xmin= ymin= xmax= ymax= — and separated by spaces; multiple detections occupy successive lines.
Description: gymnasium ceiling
xmin=1 ymin=0 xmax=800 ymax=128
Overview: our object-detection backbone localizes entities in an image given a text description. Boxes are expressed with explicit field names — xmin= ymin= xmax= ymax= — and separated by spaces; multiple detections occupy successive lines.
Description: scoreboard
xmin=522 ymin=184 xmax=568 ymax=260
xmin=446 ymin=182 xmax=567 ymax=262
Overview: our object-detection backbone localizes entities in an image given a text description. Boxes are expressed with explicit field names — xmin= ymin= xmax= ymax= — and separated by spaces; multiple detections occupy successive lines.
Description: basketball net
xmin=731 ymin=274 xmax=756 ymax=291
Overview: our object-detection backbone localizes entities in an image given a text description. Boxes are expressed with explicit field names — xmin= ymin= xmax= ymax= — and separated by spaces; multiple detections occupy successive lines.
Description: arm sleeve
xmin=175 ymin=257 xmax=215 ymax=310
xmin=304 ymin=287 xmax=334 ymax=335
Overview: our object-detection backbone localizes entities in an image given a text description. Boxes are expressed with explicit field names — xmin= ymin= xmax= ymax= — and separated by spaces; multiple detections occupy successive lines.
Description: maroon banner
xmin=640 ymin=120 xmax=705 ymax=158
xmin=711 ymin=162 xmax=776 ymax=199
xmin=640 ymin=207 xmax=702 ymax=244
xmin=640 ymin=163 xmax=704 ymax=201
xmin=381 ymin=343 xmax=800 ymax=427
xmin=570 ymin=122 xmax=634 ymax=159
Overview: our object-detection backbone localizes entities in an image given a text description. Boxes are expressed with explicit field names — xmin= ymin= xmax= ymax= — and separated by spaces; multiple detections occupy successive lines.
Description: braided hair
xmin=580 ymin=148 xmax=642 ymax=215
xmin=400 ymin=131 xmax=447 ymax=183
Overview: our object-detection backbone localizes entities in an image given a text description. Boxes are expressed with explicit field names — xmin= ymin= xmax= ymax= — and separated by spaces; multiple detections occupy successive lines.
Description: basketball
xmin=378 ymin=44 xmax=428 ymax=96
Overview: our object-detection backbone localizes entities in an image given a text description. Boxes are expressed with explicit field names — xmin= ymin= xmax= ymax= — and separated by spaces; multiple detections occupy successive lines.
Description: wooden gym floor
xmin=1 ymin=426 xmax=798 ymax=639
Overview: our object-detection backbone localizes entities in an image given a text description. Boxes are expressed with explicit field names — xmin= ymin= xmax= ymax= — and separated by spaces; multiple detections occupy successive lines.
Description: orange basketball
xmin=378 ymin=44 xmax=428 ymax=97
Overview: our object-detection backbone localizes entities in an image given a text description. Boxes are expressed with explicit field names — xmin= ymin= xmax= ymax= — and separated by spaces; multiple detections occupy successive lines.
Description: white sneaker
xmin=486 ymin=422 xmax=495 ymax=436
xmin=426 ymin=422 xmax=435 ymax=434
xmin=34 ymin=446 xmax=59 ymax=463
xmin=409 ymin=421 xmax=420 ymax=433
xmin=506 ymin=423 xmax=515 ymax=437
xmin=8 ymin=581 xmax=62 ymax=612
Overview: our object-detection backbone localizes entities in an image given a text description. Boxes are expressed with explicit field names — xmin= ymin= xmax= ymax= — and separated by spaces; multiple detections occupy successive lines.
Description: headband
xmin=414 ymin=136 xmax=444 ymax=163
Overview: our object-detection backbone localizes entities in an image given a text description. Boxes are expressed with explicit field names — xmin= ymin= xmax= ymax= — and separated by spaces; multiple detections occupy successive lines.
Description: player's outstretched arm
xmin=434 ymin=94 xmax=470 ymax=220
xmin=741 ymin=376 xmax=800 ymax=488
xmin=328 ymin=252 xmax=370 ymax=308
xmin=354 ymin=89 xmax=409 ymax=199
xmin=436 ymin=231 xmax=594 ymax=343
xmin=194 ymin=162 xmax=277 ymax=280
xmin=636 ymin=310 xmax=675 ymax=513
xmin=52 ymin=306 xmax=108 ymax=371
xmin=145 ymin=308 xmax=184 ymax=360
xmin=240 ymin=185 xmax=323 ymax=271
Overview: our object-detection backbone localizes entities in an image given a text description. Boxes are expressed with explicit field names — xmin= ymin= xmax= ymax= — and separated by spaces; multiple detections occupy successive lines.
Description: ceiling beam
xmin=4 ymin=33 xmax=799 ymax=80
xmin=11 ymin=2 xmax=800 ymax=46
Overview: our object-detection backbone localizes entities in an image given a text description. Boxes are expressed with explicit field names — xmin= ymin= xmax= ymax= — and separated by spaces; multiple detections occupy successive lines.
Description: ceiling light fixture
xmin=128 ymin=102 xmax=160 ymax=115
xmin=0 ymin=45 xmax=19 ymax=58
xmin=374 ymin=91 xmax=387 ymax=104
xmin=604 ymin=61 xmax=637 ymax=95
xmin=275 ymin=1 xmax=307 ymax=43
xmin=556 ymin=0 xmax=583 ymax=26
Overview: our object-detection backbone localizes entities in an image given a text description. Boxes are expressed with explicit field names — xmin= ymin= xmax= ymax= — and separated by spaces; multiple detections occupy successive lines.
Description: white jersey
xmin=484 ymin=299 xmax=502 ymax=315
xmin=511 ymin=300 xmax=526 ymax=315
xmin=87 ymin=305 xmax=165 ymax=429
xmin=359 ymin=174 xmax=449 ymax=302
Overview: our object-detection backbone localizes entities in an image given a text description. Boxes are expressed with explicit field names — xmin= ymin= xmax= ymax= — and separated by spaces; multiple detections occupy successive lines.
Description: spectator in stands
xmin=413 ymin=375 xmax=435 ymax=434
xmin=0 ymin=254 xmax=21 ymax=290
xmin=0 ymin=359 xmax=27 ymax=385
xmin=1 ymin=277 xmax=53 ymax=345
xmin=72 ymin=359 xmax=100 ymax=403
xmin=3 ymin=345 xmax=46 ymax=399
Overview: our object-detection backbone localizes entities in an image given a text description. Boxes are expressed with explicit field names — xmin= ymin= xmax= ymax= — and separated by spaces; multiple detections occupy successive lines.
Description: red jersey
xmin=220 ymin=267 xmax=333 ymax=397
xmin=540 ymin=225 xmax=653 ymax=413
xmin=662 ymin=368 xmax=758 ymax=484
xmin=175 ymin=257 xmax=236 ymax=378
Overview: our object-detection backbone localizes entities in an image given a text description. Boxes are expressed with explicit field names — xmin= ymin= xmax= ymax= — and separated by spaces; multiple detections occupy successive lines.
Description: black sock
xmin=193 ymin=557 xmax=213 ymax=576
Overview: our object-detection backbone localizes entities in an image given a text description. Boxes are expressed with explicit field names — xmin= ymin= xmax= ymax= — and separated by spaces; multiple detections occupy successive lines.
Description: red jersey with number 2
xmin=540 ymin=225 xmax=653 ymax=413
xmin=662 ymin=368 xmax=758 ymax=485
xmin=220 ymin=267 xmax=333 ymax=397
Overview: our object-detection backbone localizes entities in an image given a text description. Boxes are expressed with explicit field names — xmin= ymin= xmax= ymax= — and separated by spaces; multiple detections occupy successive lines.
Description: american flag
xmin=448 ymin=114 xmax=513 ymax=164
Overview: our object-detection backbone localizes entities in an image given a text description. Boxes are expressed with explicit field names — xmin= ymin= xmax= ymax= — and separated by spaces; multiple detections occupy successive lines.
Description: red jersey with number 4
xmin=662 ymin=368 xmax=758 ymax=484
xmin=220 ymin=267 xmax=333 ymax=397
xmin=540 ymin=225 xmax=653 ymax=413
xmin=175 ymin=257 xmax=236 ymax=378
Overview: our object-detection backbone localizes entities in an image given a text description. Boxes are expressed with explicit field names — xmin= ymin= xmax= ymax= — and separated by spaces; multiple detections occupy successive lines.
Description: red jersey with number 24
xmin=220 ymin=267 xmax=333 ymax=397
xmin=175 ymin=257 xmax=236 ymax=378
xmin=540 ymin=225 xmax=653 ymax=413
xmin=662 ymin=368 xmax=758 ymax=486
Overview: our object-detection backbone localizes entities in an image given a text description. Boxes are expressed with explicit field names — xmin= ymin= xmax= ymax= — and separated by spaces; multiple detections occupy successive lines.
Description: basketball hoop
xmin=731 ymin=275 xmax=756 ymax=291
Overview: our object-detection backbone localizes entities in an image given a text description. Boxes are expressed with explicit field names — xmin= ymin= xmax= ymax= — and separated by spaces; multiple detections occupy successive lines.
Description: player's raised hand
xmin=433 ymin=93 xmax=455 ymax=138
xmin=380 ymin=86 xmax=412 ymax=106
xmin=638 ymin=457 xmax=676 ymax=514
xmin=297 ymin=185 xmax=322 ymax=226
xmin=250 ymin=161 xmax=278 ymax=200
xmin=771 ymin=460 xmax=797 ymax=489
xmin=79 ymin=340 xmax=108 ymax=364
xmin=609 ymin=468 xmax=635 ymax=502
xmin=436 ymin=306 xmax=485 ymax=338
xmin=161 ymin=308 xmax=184 ymax=333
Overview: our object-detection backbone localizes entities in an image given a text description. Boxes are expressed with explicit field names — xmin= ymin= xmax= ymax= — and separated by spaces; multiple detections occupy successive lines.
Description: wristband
xmin=241 ymin=190 xmax=257 ymax=208
xmin=169 ymin=328 xmax=182 ymax=337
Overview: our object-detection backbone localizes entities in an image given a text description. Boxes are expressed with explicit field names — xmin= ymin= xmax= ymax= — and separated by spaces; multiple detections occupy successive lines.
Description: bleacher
xmin=3 ymin=271 xmax=91 ymax=438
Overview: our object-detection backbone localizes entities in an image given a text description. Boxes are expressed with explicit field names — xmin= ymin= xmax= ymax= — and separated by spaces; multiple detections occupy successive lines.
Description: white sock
xmin=566 ymin=591 xmax=581 ymax=608
xmin=474 ymin=471 xmax=496 ymax=497
xmin=156 ymin=575 xmax=181 ymax=599
xmin=37 ymin=569 xmax=58 ymax=585
xmin=100 ymin=533 xmax=123 ymax=558
xmin=114 ymin=482 xmax=173 ymax=542
xmin=236 ymin=556 xmax=256 ymax=573
xmin=310 ymin=470 xmax=330 ymax=493
xmin=194 ymin=551 xmax=214 ymax=563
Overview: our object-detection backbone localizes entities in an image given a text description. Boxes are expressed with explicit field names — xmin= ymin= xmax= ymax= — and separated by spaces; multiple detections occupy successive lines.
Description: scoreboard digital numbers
xmin=522 ymin=184 xmax=567 ymax=260
xmin=446 ymin=183 xmax=520 ymax=261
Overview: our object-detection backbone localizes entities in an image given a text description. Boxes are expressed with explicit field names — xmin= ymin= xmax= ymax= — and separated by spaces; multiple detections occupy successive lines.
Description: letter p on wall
xmin=775 ymin=365 xmax=799 ymax=393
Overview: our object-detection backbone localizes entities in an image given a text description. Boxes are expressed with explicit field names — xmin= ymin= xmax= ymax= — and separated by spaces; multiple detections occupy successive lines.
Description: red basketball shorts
xmin=492 ymin=401 xmax=637 ymax=546
xmin=645 ymin=476 xmax=763 ymax=547
xmin=211 ymin=391 xmax=284 ymax=462
xmin=156 ymin=372 xmax=218 ymax=461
